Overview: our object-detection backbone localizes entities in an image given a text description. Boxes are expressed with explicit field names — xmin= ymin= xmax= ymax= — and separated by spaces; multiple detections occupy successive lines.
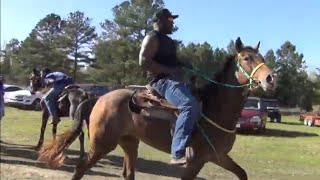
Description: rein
xmin=185 ymin=56 xmax=265 ymax=89
xmin=184 ymin=56 xmax=266 ymax=157
xmin=185 ymin=56 xmax=265 ymax=133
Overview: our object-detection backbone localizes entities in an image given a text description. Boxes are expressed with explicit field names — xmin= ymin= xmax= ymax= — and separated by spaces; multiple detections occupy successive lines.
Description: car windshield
xmin=244 ymin=99 xmax=260 ymax=109
xmin=264 ymin=100 xmax=279 ymax=108
xmin=4 ymin=86 xmax=23 ymax=92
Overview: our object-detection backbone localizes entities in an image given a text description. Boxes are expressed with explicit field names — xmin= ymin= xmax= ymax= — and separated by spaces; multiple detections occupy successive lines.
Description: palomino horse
xmin=29 ymin=68 xmax=91 ymax=158
xmin=39 ymin=37 xmax=276 ymax=180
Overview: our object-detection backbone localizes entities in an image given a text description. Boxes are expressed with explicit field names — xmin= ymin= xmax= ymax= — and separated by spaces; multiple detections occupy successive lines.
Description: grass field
xmin=1 ymin=107 xmax=320 ymax=180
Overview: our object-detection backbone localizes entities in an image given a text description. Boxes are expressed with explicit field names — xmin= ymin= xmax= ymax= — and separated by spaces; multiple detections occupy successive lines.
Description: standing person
xmin=0 ymin=75 xmax=5 ymax=121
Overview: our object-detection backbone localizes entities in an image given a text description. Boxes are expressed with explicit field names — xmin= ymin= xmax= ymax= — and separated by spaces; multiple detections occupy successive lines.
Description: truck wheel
xmin=307 ymin=119 xmax=313 ymax=127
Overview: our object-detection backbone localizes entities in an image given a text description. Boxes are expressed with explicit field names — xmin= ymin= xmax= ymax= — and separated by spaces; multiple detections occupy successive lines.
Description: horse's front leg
xmin=210 ymin=154 xmax=247 ymax=180
xmin=78 ymin=129 xmax=85 ymax=159
xmin=35 ymin=108 xmax=49 ymax=151
xmin=181 ymin=158 xmax=205 ymax=180
xmin=52 ymin=122 xmax=58 ymax=140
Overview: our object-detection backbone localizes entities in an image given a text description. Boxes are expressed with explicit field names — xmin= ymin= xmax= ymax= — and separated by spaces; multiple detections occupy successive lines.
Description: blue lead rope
xmin=184 ymin=67 xmax=251 ymax=88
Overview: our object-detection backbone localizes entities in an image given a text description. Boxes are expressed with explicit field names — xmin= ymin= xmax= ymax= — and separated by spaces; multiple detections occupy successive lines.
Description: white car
xmin=3 ymin=84 xmax=24 ymax=100
xmin=4 ymin=86 xmax=44 ymax=111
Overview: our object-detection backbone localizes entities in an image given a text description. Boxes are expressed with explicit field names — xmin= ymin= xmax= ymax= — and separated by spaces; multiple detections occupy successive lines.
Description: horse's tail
xmin=38 ymin=97 xmax=97 ymax=168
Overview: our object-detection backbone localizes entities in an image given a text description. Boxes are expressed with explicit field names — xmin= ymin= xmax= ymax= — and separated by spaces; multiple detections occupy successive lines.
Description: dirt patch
xmin=0 ymin=141 xmax=190 ymax=180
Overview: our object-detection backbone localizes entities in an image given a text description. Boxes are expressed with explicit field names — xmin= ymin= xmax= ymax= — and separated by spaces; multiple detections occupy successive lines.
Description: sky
xmin=1 ymin=0 xmax=319 ymax=71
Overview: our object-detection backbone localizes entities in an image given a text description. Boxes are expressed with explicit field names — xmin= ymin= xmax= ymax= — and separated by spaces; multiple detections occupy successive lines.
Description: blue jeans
xmin=152 ymin=78 xmax=200 ymax=159
xmin=43 ymin=82 xmax=70 ymax=118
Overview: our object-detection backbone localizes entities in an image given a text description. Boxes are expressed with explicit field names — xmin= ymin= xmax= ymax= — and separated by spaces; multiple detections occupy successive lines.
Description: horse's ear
xmin=33 ymin=68 xmax=40 ymax=76
xmin=254 ymin=41 xmax=260 ymax=51
xmin=235 ymin=37 xmax=244 ymax=53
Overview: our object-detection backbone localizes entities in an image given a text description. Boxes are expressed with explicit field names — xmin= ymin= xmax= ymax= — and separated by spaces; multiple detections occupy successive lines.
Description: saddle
xmin=128 ymin=84 xmax=179 ymax=121
xmin=57 ymin=84 xmax=85 ymax=103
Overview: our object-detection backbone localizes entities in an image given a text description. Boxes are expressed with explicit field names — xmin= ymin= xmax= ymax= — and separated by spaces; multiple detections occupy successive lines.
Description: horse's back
xmin=88 ymin=89 xmax=135 ymax=135
xmin=98 ymin=88 xmax=134 ymax=105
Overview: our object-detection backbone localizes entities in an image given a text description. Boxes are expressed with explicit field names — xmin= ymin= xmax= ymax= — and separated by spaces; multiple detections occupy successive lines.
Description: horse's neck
xmin=40 ymin=87 xmax=51 ymax=94
xmin=203 ymin=63 xmax=247 ymax=130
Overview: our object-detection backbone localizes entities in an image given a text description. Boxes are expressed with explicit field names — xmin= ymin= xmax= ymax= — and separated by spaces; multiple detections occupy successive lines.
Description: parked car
xmin=236 ymin=97 xmax=268 ymax=132
xmin=264 ymin=99 xmax=282 ymax=123
xmin=4 ymin=84 xmax=23 ymax=92
xmin=3 ymin=84 xmax=24 ymax=102
xmin=4 ymin=87 xmax=44 ymax=111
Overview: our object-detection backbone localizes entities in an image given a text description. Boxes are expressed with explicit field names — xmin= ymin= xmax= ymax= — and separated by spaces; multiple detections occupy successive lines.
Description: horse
xmin=39 ymin=37 xmax=276 ymax=180
xmin=29 ymin=68 xmax=94 ymax=159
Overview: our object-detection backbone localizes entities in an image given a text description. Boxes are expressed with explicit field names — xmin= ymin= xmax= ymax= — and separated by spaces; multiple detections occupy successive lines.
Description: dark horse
xmin=39 ymin=37 xmax=276 ymax=180
xmin=29 ymin=68 xmax=95 ymax=159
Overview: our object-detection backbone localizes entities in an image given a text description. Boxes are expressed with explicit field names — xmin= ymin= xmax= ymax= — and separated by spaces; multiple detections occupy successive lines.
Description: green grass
xmin=1 ymin=107 xmax=320 ymax=180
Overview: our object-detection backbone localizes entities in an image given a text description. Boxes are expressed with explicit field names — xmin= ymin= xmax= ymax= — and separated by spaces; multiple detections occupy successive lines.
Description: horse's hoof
xmin=185 ymin=146 xmax=194 ymax=162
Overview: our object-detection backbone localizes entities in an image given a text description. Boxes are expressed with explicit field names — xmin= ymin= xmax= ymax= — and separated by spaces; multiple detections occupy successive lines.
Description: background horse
xmin=40 ymin=37 xmax=276 ymax=180
xmin=29 ymin=68 xmax=92 ymax=158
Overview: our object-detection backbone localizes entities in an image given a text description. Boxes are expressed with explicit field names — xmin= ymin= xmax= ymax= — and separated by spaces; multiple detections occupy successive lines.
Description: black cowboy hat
xmin=152 ymin=8 xmax=179 ymax=22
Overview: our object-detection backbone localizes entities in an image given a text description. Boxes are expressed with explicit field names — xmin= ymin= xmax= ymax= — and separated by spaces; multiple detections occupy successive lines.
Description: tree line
xmin=1 ymin=0 xmax=319 ymax=111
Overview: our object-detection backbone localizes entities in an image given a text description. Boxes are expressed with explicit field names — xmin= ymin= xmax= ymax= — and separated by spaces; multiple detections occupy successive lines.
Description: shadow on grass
xmin=280 ymin=121 xmax=304 ymax=126
xmin=237 ymin=128 xmax=319 ymax=137
xmin=0 ymin=141 xmax=118 ymax=178
xmin=97 ymin=155 xmax=205 ymax=179
xmin=0 ymin=141 xmax=207 ymax=179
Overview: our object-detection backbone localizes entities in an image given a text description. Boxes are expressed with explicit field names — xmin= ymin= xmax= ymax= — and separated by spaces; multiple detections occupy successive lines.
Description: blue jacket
xmin=44 ymin=72 xmax=73 ymax=84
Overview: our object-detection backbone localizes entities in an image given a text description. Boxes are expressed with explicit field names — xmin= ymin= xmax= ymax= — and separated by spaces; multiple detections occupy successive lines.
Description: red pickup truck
xmin=236 ymin=97 xmax=269 ymax=132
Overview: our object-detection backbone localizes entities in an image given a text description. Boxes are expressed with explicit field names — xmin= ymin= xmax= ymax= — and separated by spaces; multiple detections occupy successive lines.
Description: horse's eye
xmin=244 ymin=56 xmax=250 ymax=61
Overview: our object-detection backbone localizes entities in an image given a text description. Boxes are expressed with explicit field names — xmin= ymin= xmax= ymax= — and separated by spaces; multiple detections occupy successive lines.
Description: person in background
xmin=0 ymin=75 xmax=5 ymax=121
xmin=40 ymin=68 xmax=74 ymax=125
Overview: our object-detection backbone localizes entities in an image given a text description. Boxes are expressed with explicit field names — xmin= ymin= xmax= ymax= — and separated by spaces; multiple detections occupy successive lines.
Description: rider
xmin=139 ymin=8 xmax=199 ymax=165
xmin=41 ymin=68 xmax=74 ymax=125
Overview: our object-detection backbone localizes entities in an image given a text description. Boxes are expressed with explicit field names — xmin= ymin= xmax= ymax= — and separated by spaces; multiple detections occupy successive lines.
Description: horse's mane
xmin=212 ymin=54 xmax=236 ymax=83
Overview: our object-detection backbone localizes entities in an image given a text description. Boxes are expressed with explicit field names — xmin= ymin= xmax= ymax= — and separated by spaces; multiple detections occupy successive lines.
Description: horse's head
xmin=29 ymin=68 xmax=44 ymax=94
xmin=235 ymin=37 xmax=276 ymax=91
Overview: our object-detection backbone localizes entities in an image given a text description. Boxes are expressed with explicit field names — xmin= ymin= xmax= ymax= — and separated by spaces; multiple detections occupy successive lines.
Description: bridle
xmin=30 ymin=74 xmax=44 ymax=93
xmin=236 ymin=54 xmax=266 ymax=90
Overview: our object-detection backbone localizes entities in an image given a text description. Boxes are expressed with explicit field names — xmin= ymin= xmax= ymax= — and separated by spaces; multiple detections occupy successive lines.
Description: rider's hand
xmin=46 ymin=79 xmax=54 ymax=84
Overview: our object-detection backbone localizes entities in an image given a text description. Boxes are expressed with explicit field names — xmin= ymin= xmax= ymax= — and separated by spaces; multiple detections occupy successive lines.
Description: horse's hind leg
xmin=78 ymin=129 xmax=85 ymax=159
xmin=35 ymin=109 xmax=49 ymax=151
xmin=119 ymin=135 xmax=140 ymax=180
xmin=211 ymin=154 xmax=247 ymax=180
xmin=71 ymin=126 xmax=118 ymax=180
